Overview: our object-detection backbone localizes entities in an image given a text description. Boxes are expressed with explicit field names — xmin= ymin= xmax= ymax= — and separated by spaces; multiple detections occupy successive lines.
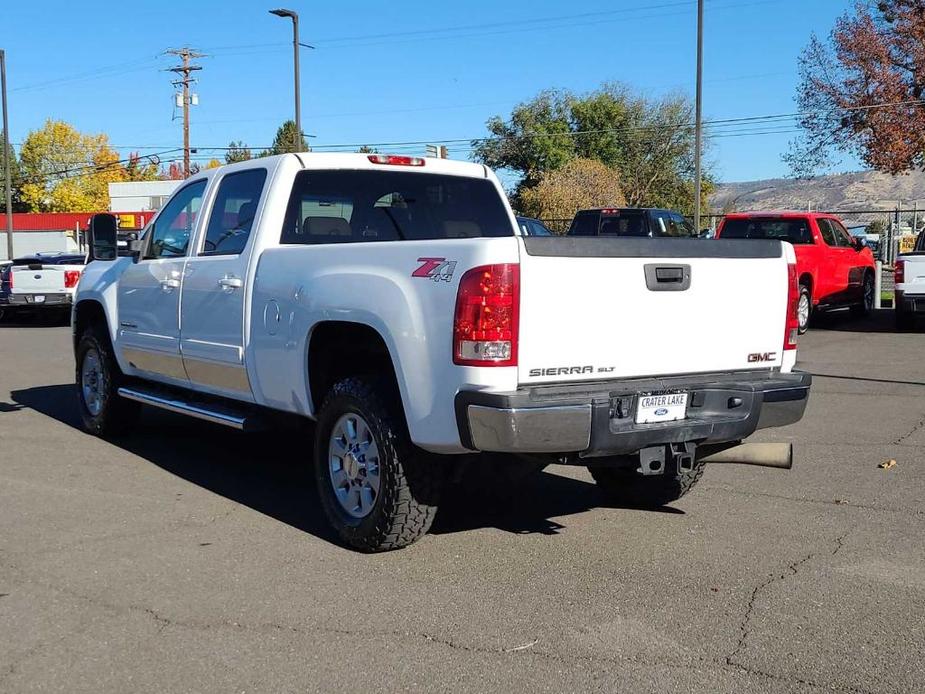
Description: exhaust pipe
xmin=698 ymin=442 xmax=793 ymax=469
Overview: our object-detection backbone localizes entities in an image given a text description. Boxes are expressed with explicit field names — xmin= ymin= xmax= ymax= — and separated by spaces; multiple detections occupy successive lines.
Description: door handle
xmin=219 ymin=275 xmax=244 ymax=291
xmin=160 ymin=278 xmax=181 ymax=291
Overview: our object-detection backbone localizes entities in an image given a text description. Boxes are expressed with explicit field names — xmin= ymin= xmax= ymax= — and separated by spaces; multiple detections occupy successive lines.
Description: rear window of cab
xmin=280 ymin=170 xmax=514 ymax=244
xmin=720 ymin=218 xmax=813 ymax=244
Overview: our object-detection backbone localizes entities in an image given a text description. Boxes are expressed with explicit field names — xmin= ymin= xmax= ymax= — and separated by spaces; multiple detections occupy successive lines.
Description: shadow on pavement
xmin=809 ymin=307 xmax=914 ymax=334
xmin=11 ymin=383 xmax=683 ymax=549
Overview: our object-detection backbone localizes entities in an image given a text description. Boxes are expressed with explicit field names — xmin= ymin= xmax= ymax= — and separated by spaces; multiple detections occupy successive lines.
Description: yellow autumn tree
xmin=518 ymin=157 xmax=626 ymax=226
xmin=206 ymin=158 xmax=222 ymax=169
xmin=19 ymin=119 xmax=126 ymax=212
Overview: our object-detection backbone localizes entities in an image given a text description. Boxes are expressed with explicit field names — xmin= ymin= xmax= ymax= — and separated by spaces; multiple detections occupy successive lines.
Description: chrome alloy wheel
xmin=80 ymin=347 xmax=104 ymax=416
xmin=798 ymin=292 xmax=811 ymax=330
xmin=328 ymin=413 xmax=381 ymax=518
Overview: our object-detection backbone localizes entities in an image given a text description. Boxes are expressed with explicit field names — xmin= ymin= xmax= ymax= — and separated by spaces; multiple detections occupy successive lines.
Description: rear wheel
xmin=313 ymin=376 xmax=442 ymax=552
xmin=75 ymin=326 xmax=139 ymax=437
xmin=797 ymin=284 xmax=812 ymax=334
xmin=850 ymin=273 xmax=874 ymax=318
xmin=588 ymin=457 xmax=706 ymax=509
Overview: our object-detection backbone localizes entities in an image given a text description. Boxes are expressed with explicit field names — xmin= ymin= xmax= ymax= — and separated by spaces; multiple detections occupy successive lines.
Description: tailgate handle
xmin=644 ymin=264 xmax=691 ymax=291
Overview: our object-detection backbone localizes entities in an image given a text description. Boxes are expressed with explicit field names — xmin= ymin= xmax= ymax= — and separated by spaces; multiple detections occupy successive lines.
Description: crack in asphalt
xmin=722 ymin=532 xmax=862 ymax=693
xmin=893 ymin=414 xmax=925 ymax=445
xmin=0 ymin=568 xmax=876 ymax=694
xmin=702 ymin=485 xmax=922 ymax=516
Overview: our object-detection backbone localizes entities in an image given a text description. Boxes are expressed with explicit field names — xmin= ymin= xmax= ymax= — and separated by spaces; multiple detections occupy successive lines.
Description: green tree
xmin=472 ymin=83 xmax=713 ymax=213
xmin=1 ymin=132 xmax=26 ymax=212
xmin=225 ymin=141 xmax=252 ymax=164
xmin=19 ymin=119 xmax=125 ymax=212
xmin=260 ymin=120 xmax=308 ymax=156
xmin=357 ymin=145 xmax=379 ymax=154
xmin=518 ymin=158 xmax=625 ymax=224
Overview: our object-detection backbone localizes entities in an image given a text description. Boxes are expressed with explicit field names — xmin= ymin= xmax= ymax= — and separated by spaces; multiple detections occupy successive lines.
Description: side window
xmin=201 ymin=169 xmax=268 ymax=256
xmin=652 ymin=213 xmax=670 ymax=236
xmin=529 ymin=220 xmax=552 ymax=236
xmin=817 ymin=219 xmax=839 ymax=247
xmin=830 ymin=219 xmax=853 ymax=247
xmin=671 ymin=213 xmax=696 ymax=237
xmin=146 ymin=180 xmax=207 ymax=259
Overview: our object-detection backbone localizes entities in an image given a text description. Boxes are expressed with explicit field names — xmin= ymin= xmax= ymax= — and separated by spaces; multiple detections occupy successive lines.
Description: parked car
xmin=567 ymin=208 xmax=696 ymax=237
xmin=894 ymin=230 xmax=925 ymax=330
xmin=716 ymin=212 xmax=877 ymax=333
xmin=1 ymin=252 xmax=87 ymax=322
xmin=516 ymin=216 xmax=554 ymax=236
xmin=73 ymin=153 xmax=810 ymax=551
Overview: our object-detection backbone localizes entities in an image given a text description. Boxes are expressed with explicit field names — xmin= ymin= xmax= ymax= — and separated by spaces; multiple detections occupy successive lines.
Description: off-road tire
xmin=850 ymin=273 xmax=874 ymax=318
xmin=797 ymin=283 xmax=812 ymax=334
xmin=313 ymin=376 xmax=441 ymax=552
xmin=75 ymin=326 xmax=139 ymax=437
xmin=588 ymin=457 xmax=706 ymax=509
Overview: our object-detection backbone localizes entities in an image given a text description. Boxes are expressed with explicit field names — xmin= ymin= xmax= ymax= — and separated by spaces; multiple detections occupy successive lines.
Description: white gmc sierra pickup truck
xmin=73 ymin=153 xmax=811 ymax=551
xmin=895 ymin=231 xmax=925 ymax=330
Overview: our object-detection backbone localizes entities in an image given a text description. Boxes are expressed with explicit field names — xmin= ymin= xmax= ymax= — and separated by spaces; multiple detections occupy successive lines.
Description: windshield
xmin=721 ymin=218 xmax=813 ymax=244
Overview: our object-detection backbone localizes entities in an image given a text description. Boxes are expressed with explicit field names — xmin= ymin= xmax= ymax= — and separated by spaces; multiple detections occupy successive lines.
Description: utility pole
xmin=693 ymin=0 xmax=704 ymax=234
xmin=1 ymin=49 xmax=13 ymax=262
xmin=167 ymin=48 xmax=204 ymax=177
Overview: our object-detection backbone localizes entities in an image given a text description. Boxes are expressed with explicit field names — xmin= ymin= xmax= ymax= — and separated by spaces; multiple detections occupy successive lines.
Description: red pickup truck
xmin=716 ymin=212 xmax=876 ymax=333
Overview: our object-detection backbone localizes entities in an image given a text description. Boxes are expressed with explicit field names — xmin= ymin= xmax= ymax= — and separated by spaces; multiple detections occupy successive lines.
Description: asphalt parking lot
xmin=1 ymin=311 xmax=923 ymax=693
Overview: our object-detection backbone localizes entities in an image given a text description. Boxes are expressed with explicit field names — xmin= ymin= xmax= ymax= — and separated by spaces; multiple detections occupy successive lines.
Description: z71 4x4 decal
xmin=412 ymin=257 xmax=457 ymax=282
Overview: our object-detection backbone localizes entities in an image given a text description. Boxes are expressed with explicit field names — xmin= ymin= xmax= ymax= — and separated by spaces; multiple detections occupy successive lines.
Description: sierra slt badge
xmin=412 ymin=257 xmax=457 ymax=282
xmin=529 ymin=366 xmax=595 ymax=377
xmin=748 ymin=352 xmax=778 ymax=363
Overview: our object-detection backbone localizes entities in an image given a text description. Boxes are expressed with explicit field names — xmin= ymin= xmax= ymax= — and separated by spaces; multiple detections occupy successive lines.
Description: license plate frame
xmin=635 ymin=391 xmax=689 ymax=424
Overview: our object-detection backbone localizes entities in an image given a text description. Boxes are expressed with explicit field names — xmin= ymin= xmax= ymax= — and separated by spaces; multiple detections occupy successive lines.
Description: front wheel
xmin=587 ymin=457 xmax=705 ymax=509
xmin=850 ymin=273 xmax=875 ymax=318
xmin=313 ymin=377 xmax=442 ymax=552
xmin=75 ymin=327 xmax=139 ymax=437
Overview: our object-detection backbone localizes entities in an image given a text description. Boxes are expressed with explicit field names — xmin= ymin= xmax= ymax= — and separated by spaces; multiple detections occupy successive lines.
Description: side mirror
xmin=852 ymin=237 xmax=867 ymax=251
xmin=88 ymin=214 xmax=118 ymax=261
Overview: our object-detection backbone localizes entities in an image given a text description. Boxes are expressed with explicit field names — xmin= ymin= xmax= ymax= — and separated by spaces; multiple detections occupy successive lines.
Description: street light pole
xmin=693 ymin=0 xmax=704 ymax=234
xmin=1 ymin=49 xmax=13 ymax=262
xmin=270 ymin=8 xmax=302 ymax=153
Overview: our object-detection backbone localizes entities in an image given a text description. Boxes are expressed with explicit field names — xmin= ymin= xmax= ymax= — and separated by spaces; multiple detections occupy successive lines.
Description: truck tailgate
xmin=11 ymin=265 xmax=69 ymax=294
xmin=517 ymin=236 xmax=790 ymax=385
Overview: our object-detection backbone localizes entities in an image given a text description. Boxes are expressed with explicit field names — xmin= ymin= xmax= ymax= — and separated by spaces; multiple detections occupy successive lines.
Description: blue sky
xmin=4 ymin=0 xmax=854 ymax=183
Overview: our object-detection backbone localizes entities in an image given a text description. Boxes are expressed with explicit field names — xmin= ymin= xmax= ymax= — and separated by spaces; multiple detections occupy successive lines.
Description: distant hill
xmin=711 ymin=170 xmax=925 ymax=212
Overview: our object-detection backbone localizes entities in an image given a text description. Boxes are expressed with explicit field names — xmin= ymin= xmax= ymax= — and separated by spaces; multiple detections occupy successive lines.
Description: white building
xmin=108 ymin=180 xmax=181 ymax=212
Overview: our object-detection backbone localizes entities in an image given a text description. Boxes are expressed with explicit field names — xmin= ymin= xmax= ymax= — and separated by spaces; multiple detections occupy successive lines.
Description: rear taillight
xmin=453 ymin=264 xmax=519 ymax=367
xmin=784 ymin=263 xmax=799 ymax=350
xmin=895 ymin=259 xmax=905 ymax=285
xmin=5 ymin=268 xmax=11 ymax=289
xmin=64 ymin=270 xmax=81 ymax=288
xmin=367 ymin=154 xmax=425 ymax=167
